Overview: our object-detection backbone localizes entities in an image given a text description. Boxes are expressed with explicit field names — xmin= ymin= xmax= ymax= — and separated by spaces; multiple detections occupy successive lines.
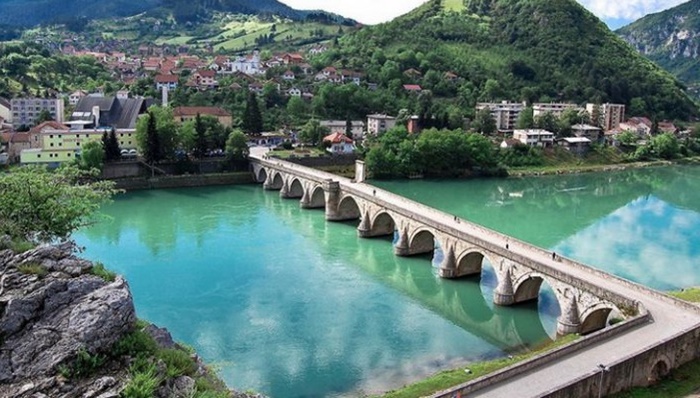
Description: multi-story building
xmin=320 ymin=120 xmax=365 ymax=140
xmin=533 ymin=103 xmax=580 ymax=118
xmin=476 ymin=101 xmax=526 ymax=131
xmin=173 ymin=107 xmax=233 ymax=128
xmin=11 ymin=98 xmax=65 ymax=128
xmin=586 ymin=103 xmax=625 ymax=131
xmin=513 ymin=129 xmax=555 ymax=147
xmin=20 ymin=96 xmax=151 ymax=165
xmin=367 ymin=114 xmax=396 ymax=135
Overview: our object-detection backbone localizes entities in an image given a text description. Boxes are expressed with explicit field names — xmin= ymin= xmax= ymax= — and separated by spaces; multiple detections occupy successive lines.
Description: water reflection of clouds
xmin=555 ymin=196 xmax=700 ymax=291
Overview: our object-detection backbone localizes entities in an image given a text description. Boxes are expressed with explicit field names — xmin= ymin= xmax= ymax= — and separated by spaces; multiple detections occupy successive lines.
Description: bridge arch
xmin=264 ymin=171 xmax=284 ymax=190
xmin=369 ymin=211 xmax=397 ymax=237
xmin=287 ymin=178 xmax=304 ymax=198
xmin=513 ymin=273 xmax=547 ymax=304
xmin=335 ymin=195 xmax=361 ymax=221
xmin=302 ymin=184 xmax=326 ymax=209
xmin=579 ymin=303 xmax=616 ymax=335
xmin=408 ymin=229 xmax=436 ymax=256
xmin=454 ymin=249 xmax=492 ymax=278
xmin=648 ymin=356 xmax=671 ymax=383
xmin=255 ymin=167 xmax=267 ymax=183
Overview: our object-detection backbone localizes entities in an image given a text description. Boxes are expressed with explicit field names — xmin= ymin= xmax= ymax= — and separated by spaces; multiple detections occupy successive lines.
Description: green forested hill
xmin=0 ymin=0 xmax=354 ymax=27
xmin=616 ymin=0 xmax=700 ymax=87
xmin=324 ymin=0 xmax=696 ymax=120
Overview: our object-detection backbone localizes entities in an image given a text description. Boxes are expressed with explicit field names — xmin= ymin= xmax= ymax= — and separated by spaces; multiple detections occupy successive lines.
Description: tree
xmin=242 ymin=92 xmax=263 ymax=134
xmin=535 ymin=112 xmax=559 ymax=135
xmin=651 ymin=133 xmax=680 ymax=160
xmin=194 ymin=113 xmax=207 ymax=159
xmin=79 ymin=140 xmax=105 ymax=171
xmin=616 ymin=130 xmax=638 ymax=146
xmin=0 ymin=165 xmax=116 ymax=243
xmin=136 ymin=107 xmax=178 ymax=162
xmin=516 ymin=106 xmax=534 ymax=129
xmin=102 ymin=128 xmax=121 ymax=161
xmin=225 ymin=129 xmax=249 ymax=170
xmin=142 ymin=111 xmax=161 ymax=163
xmin=472 ymin=108 xmax=497 ymax=135
xmin=298 ymin=119 xmax=329 ymax=147
xmin=35 ymin=109 xmax=54 ymax=124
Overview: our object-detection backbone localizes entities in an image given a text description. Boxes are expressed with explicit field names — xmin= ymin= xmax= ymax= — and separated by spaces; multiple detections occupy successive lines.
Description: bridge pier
xmin=494 ymin=268 xmax=515 ymax=306
xmin=279 ymin=180 xmax=291 ymax=198
xmin=357 ymin=211 xmax=372 ymax=238
xmin=394 ymin=228 xmax=410 ymax=256
xmin=557 ymin=296 xmax=582 ymax=336
xmin=263 ymin=174 xmax=281 ymax=190
xmin=438 ymin=246 xmax=457 ymax=278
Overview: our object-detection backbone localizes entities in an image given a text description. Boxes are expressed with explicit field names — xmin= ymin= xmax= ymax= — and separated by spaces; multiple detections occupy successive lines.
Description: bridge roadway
xmin=249 ymin=153 xmax=700 ymax=397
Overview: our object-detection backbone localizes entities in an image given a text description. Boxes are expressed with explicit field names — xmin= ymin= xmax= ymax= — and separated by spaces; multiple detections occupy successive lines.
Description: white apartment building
xmin=367 ymin=114 xmax=396 ymax=135
xmin=476 ymin=101 xmax=526 ymax=131
xmin=513 ymin=129 xmax=555 ymax=147
xmin=533 ymin=103 xmax=580 ymax=118
xmin=11 ymin=98 xmax=65 ymax=128
xmin=320 ymin=120 xmax=365 ymax=140
xmin=586 ymin=103 xmax=625 ymax=131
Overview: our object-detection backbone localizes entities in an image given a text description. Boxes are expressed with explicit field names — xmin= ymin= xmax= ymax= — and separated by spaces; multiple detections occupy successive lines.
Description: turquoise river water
xmin=74 ymin=165 xmax=700 ymax=397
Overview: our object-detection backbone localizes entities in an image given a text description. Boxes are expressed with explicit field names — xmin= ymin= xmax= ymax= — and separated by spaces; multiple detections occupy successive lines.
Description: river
xmin=74 ymin=165 xmax=700 ymax=397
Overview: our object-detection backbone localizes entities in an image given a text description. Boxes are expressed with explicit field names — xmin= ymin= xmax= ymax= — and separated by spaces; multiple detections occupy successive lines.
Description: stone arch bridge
xmin=251 ymin=157 xmax=641 ymax=337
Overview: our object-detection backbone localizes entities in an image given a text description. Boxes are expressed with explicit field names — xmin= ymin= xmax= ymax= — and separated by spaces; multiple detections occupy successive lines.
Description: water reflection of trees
xmin=375 ymin=166 xmax=699 ymax=247
xmin=82 ymin=186 xmax=263 ymax=255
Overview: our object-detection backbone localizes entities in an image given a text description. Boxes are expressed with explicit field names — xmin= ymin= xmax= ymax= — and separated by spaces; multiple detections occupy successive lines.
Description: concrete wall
xmin=114 ymin=173 xmax=254 ymax=191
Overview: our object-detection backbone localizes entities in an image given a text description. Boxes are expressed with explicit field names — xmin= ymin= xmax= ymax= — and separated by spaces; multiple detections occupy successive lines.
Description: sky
xmin=279 ymin=0 xmax=688 ymax=29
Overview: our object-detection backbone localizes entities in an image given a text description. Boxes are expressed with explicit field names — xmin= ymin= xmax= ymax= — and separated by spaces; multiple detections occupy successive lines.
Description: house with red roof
xmin=403 ymin=84 xmax=422 ymax=93
xmin=323 ymin=132 xmax=355 ymax=154
xmin=173 ymin=106 xmax=232 ymax=127
xmin=155 ymin=74 xmax=179 ymax=91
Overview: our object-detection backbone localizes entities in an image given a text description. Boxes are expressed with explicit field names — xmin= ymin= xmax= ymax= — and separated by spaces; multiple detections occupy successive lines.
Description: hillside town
xmin=0 ymin=63 xmax=687 ymax=167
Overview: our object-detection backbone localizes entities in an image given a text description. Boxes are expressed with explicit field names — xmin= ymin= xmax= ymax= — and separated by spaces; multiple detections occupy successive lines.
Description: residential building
xmin=323 ymin=132 xmax=355 ymax=154
xmin=476 ymin=101 xmax=526 ymax=132
xmin=367 ymin=114 xmax=397 ymax=135
xmin=173 ymin=106 xmax=233 ymax=128
xmin=282 ymin=70 xmax=296 ymax=81
xmin=11 ymin=98 xmax=65 ymax=128
xmin=513 ymin=129 xmax=555 ymax=147
xmin=20 ymin=127 xmax=138 ymax=165
xmin=558 ymin=137 xmax=592 ymax=155
xmin=619 ymin=117 xmax=652 ymax=137
xmin=403 ymin=84 xmax=422 ymax=93
xmin=659 ymin=122 xmax=678 ymax=135
xmin=67 ymin=96 xmax=151 ymax=130
xmin=68 ymin=90 xmax=88 ymax=106
xmin=0 ymin=97 xmax=11 ymax=123
xmin=287 ymin=87 xmax=302 ymax=97
xmin=1 ymin=131 xmax=30 ymax=163
xmin=282 ymin=53 xmax=304 ymax=65
xmin=533 ymin=103 xmax=580 ymax=118
xmin=156 ymin=74 xmax=179 ymax=91
xmin=571 ymin=124 xmax=602 ymax=142
xmin=586 ymin=103 xmax=625 ymax=131
xmin=190 ymin=70 xmax=218 ymax=90
xmin=320 ymin=120 xmax=365 ymax=140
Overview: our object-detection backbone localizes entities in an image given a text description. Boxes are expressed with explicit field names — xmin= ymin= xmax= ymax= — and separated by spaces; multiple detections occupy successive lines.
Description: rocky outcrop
xmin=0 ymin=242 xmax=261 ymax=398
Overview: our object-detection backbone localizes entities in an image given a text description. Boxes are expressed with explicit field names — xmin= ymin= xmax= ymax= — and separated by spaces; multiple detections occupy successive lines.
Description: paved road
xmin=251 ymin=155 xmax=700 ymax=397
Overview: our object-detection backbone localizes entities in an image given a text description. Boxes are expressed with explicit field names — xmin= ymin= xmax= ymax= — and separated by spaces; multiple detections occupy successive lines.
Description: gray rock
xmin=145 ymin=323 xmax=176 ymax=349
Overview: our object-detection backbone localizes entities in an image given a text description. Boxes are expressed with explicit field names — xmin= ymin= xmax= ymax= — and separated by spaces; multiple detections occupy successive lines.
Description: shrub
xmin=120 ymin=362 xmax=160 ymax=398
xmin=158 ymin=348 xmax=197 ymax=378
xmin=17 ymin=262 xmax=47 ymax=277
xmin=61 ymin=348 xmax=105 ymax=378
xmin=90 ymin=262 xmax=117 ymax=282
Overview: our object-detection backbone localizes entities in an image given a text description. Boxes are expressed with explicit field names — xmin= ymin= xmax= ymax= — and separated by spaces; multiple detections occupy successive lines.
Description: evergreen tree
xmin=243 ymin=92 xmax=263 ymax=135
xmin=102 ymin=128 xmax=121 ymax=161
xmin=516 ymin=106 xmax=535 ymax=129
xmin=194 ymin=113 xmax=208 ymax=158
xmin=144 ymin=111 xmax=161 ymax=163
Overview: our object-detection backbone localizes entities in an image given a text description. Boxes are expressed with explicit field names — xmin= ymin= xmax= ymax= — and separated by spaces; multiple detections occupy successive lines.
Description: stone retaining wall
xmin=114 ymin=173 xmax=254 ymax=191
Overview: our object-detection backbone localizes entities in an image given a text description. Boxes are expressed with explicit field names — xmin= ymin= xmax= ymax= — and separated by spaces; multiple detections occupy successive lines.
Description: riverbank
xmin=112 ymin=171 xmax=254 ymax=191
xmin=507 ymin=157 xmax=700 ymax=177
xmin=376 ymin=335 xmax=578 ymax=398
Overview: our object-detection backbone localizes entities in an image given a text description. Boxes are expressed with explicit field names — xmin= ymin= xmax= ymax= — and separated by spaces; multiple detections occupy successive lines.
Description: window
xmin=37 ymin=154 xmax=41 ymax=158
xmin=49 ymin=135 xmax=54 ymax=138
xmin=67 ymin=153 xmax=71 ymax=157
xmin=77 ymin=142 xmax=80 ymax=146
xmin=58 ymin=142 xmax=62 ymax=147
xmin=128 ymin=141 xmax=132 ymax=145
xmin=50 ymin=143 xmax=54 ymax=147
